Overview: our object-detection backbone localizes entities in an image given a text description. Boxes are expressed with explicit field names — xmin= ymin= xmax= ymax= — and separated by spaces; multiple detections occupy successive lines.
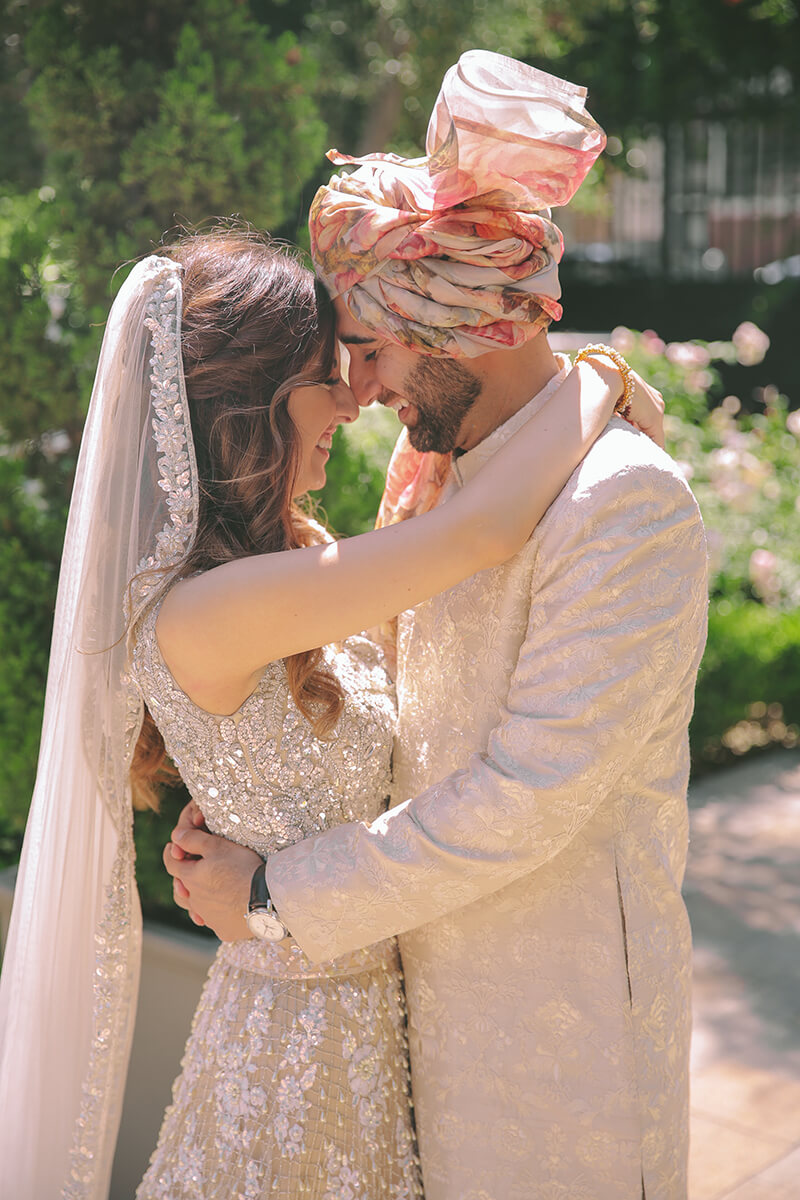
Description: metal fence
xmin=555 ymin=119 xmax=800 ymax=284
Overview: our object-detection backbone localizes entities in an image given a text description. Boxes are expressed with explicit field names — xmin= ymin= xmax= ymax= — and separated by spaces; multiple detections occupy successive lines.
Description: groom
xmin=167 ymin=53 xmax=707 ymax=1199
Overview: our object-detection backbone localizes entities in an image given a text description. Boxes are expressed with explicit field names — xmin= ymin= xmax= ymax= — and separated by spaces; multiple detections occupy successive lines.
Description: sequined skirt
xmin=135 ymin=937 xmax=422 ymax=1200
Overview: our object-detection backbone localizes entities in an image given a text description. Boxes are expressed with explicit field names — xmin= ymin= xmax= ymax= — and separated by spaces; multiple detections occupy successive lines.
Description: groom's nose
xmin=347 ymin=356 xmax=382 ymax=407
xmin=334 ymin=385 xmax=359 ymax=424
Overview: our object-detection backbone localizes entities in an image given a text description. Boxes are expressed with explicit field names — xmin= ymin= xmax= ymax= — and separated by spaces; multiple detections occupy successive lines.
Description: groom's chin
xmin=407 ymin=425 xmax=451 ymax=454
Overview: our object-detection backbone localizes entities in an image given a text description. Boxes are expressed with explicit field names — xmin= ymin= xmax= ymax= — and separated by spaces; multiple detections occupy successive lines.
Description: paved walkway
xmin=686 ymin=750 xmax=800 ymax=1199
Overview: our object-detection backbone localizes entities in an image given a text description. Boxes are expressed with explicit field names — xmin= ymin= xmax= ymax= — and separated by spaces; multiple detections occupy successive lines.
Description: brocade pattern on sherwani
xmin=129 ymin=602 xmax=421 ymax=1200
xmin=268 ymin=366 xmax=709 ymax=1200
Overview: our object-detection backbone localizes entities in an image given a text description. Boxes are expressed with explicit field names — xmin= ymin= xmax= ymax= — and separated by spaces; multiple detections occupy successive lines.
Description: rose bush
xmin=611 ymin=324 xmax=799 ymax=613
xmin=612 ymin=324 xmax=798 ymax=768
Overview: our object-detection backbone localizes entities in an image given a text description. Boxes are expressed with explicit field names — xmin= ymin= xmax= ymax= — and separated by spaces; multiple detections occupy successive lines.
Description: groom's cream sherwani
xmin=268 ymin=366 xmax=708 ymax=1200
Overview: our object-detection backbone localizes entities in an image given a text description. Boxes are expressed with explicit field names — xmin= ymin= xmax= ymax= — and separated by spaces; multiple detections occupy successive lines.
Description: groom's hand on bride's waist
xmin=163 ymin=803 xmax=261 ymax=941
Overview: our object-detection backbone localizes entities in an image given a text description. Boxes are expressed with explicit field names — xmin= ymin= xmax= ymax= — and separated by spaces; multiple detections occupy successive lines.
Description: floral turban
xmin=309 ymin=50 xmax=606 ymax=358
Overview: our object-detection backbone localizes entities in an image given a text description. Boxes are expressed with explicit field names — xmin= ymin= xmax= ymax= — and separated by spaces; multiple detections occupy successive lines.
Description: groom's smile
xmin=333 ymin=296 xmax=483 ymax=453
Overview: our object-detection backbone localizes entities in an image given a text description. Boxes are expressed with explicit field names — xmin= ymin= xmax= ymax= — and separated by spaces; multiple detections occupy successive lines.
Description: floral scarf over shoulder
xmin=376 ymin=429 xmax=452 ymax=529
xmin=370 ymin=430 xmax=451 ymax=669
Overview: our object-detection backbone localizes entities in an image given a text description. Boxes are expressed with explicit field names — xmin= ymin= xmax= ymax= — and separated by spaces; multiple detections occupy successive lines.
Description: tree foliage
xmin=0 ymin=452 xmax=68 ymax=830
xmin=22 ymin=2 xmax=325 ymax=300
xmin=2 ymin=0 xmax=327 ymax=452
xmin=540 ymin=0 xmax=799 ymax=138
xmin=301 ymin=0 xmax=611 ymax=158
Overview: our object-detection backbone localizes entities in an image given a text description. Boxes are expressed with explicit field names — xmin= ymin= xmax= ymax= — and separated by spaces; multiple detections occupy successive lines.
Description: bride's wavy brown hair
xmin=131 ymin=227 xmax=345 ymax=811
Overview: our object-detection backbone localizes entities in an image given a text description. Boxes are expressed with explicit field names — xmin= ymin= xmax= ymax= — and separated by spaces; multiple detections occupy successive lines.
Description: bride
xmin=0 ymin=225 xmax=660 ymax=1199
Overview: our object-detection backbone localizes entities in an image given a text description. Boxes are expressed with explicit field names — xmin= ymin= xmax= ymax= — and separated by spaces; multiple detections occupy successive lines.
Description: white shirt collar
xmin=452 ymin=354 xmax=571 ymax=487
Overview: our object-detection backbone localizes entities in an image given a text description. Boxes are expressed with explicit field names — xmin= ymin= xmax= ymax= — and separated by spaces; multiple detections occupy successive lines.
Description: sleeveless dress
xmin=130 ymin=599 xmax=422 ymax=1200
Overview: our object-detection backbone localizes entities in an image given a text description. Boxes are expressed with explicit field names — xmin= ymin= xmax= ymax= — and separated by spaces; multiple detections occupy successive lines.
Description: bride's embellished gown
xmin=130 ymin=599 xmax=422 ymax=1199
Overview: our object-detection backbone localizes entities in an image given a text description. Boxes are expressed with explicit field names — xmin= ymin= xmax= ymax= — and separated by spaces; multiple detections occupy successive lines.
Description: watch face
xmin=247 ymin=908 xmax=287 ymax=942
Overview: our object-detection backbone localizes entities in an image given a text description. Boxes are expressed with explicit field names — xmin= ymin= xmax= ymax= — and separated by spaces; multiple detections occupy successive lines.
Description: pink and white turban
xmin=309 ymin=50 xmax=606 ymax=358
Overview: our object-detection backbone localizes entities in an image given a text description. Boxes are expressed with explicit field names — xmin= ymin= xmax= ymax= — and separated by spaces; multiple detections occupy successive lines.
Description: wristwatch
xmin=245 ymin=859 xmax=290 ymax=942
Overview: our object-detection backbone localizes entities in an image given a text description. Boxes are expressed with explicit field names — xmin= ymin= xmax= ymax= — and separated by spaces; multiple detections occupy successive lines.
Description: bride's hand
xmin=167 ymin=800 xmax=209 ymax=924
xmin=163 ymin=821 xmax=261 ymax=940
xmin=169 ymin=799 xmax=207 ymax=860
xmin=622 ymin=369 xmax=665 ymax=449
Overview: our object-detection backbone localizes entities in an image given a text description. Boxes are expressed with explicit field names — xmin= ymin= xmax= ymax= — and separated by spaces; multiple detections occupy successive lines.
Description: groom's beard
xmin=384 ymin=357 xmax=482 ymax=453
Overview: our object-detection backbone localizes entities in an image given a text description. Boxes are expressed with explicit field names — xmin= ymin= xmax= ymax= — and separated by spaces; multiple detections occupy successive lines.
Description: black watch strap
xmin=248 ymin=859 xmax=270 ymax=912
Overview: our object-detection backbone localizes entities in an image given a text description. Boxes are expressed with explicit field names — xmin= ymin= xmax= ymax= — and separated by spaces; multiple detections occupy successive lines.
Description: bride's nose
xmin=334 ymin=383 xmax=359 ymax=425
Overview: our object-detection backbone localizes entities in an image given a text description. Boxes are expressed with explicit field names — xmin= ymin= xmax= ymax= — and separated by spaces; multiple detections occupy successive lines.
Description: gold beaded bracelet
xmin=573 ymin=343 xmax=635 ymax=419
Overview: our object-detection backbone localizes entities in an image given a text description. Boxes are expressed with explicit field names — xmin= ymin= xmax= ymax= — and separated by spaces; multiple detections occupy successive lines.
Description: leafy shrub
xmin=318 ymin=404 xmax=399 ymax=536
xmin=613 ymin=324 xmax=800 ymax=612
xmin=0 ymin=452 xmax=68 ymax=844
xmin=692 ymin=603 xmax=800 ymax=770
xmin=606 ymin=323 xmax=799 ymax=769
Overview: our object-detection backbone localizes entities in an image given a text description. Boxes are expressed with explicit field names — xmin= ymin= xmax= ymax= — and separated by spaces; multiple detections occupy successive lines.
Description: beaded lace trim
xmin=131 ymin=269 xmax=198 ymax=612
xmin=65 ymin=262 xmax=196 ymax=1198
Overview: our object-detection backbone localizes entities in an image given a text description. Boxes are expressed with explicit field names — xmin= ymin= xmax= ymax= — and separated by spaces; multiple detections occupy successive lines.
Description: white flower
xmin=665 ymin=341 xmax=710 ymax=369
xmin=640 ymin=329 xmax=666 ymax=355
xmin=749 ymin=549 xmax=779 ymax=603
xmin=732 ymin=321 xmax=770 ymax=366
xmin=610 ymin=326 xmax=635 ymax=353
xmin=40 ymin=429 xmax=71 ymax=459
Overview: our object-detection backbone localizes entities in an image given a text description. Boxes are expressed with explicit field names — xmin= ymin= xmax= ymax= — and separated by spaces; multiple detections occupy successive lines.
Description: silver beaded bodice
xmin=130 ymin=599 xmax=396 ymax=861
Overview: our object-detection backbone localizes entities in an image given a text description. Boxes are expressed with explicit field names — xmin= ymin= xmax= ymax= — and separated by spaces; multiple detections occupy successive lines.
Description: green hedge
xmin=0 ymin=454 xmax=66 ymax=844
xmin=692 ymin=603 xmax=800 ymax=771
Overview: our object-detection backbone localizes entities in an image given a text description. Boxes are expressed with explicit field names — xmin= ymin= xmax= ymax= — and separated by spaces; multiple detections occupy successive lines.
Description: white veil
xmin=0 ymin=256 xmax=199 ymax=1199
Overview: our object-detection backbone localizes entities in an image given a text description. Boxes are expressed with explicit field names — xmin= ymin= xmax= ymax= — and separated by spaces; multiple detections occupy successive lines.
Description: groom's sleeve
xmin=267 ymin=457 xmax=708 ymax=963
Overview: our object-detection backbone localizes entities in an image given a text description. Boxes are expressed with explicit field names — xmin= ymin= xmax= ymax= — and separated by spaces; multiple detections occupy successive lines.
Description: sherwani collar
xmin=452 ymin=354 xmax=571 ymax=488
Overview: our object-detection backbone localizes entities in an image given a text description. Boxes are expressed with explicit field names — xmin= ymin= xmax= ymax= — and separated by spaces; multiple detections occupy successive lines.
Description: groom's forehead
xmin=332 ymin=297 xmax=379 ymax=345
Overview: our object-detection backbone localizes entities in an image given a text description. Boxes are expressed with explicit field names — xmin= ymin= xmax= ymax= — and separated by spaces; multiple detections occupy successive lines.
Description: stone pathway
xmin=685 ymin=750 xmax=800 ymax=1199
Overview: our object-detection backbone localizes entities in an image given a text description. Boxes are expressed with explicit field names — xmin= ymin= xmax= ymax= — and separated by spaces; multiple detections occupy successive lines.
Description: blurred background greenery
xmin=1 ymin=0 xmax=798 ymax=921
